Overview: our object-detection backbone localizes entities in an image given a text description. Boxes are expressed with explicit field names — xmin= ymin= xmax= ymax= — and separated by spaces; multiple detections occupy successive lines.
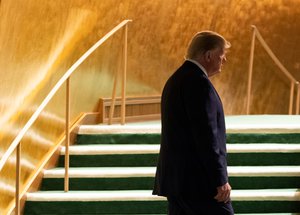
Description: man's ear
xmin=205 ymin=51 xmax=211 ymax=62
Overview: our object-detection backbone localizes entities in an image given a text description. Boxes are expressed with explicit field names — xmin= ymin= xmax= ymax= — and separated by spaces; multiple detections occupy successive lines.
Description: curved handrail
xmin=0 ymin=19 xmax=132 ymax=172
xmin=251 ymin=25 xmax=298 ymax=84
xmin=247 ymin=25 xmax=300 ymax=115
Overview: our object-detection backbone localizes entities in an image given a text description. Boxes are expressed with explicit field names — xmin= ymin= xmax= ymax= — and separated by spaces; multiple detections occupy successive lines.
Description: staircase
xmin=24 ymin=115 xmax=300 ymax=214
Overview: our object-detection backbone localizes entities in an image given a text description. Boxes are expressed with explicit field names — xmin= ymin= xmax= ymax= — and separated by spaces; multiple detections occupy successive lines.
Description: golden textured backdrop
xmin=0 ymin=0 xmax=300 ymax=213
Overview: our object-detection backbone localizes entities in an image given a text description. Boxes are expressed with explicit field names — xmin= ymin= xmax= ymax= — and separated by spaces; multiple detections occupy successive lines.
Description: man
xmin=153 ymin=31 xmax=234 ymax=215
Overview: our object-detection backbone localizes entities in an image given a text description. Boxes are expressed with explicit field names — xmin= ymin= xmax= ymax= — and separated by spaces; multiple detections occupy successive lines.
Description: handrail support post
xmin=289 ymin=81 xmax=295 ymax=115
xmin=16 ymin=142 xmax=21 ymax=215
xmin=296 ymin=82 xmax=300 ymax=114
xmin=121 ymin=24 xmax=128 ymax=125
xmin=246 ymin=27 xmax=256 ymax=114
xmin=64 ymin=78 xmax=70 ymax=192
xmin=109 ymin=65 xmax=119 ymax=125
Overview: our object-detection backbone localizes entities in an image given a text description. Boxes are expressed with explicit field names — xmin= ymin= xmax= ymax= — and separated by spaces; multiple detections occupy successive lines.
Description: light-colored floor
xmin=225 ymin=115 xmax=300 ymax=133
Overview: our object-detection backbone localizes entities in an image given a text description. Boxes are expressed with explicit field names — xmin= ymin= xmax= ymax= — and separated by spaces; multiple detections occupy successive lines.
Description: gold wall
xmin=0 ymin=0 xmax=300 ymax=213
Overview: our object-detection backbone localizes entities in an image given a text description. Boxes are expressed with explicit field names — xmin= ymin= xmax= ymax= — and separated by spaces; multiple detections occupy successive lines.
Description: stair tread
xmin=79 ymin=124 xmax=160 ymax=135
xmin=60 ymin=144 xmax=300 ymax=155
xmin=60 ymin=144 xmax=160 ymax=155
xmin=44 ymin=166 xmax=300 ymax=178
xmin=26 ymin=189 xmax=300 ymax=202
xmin=26 ymin=116 xmax=300 ymax=214
xmin=78 ymin=115 xmax=300 ymax=134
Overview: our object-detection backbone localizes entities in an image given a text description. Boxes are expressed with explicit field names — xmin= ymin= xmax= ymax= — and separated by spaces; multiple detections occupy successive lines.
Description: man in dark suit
xmin=153 ymin=31 xmax=234 ymax=215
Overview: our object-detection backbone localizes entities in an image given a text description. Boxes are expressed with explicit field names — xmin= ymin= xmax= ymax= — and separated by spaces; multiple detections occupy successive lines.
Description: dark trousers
xmin=167 ymin=196 xmax=234 ymax=215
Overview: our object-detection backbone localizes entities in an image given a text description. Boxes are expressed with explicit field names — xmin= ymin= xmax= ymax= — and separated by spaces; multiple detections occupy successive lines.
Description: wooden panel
xmin=99 ymin=96 xmax=161 ymax=123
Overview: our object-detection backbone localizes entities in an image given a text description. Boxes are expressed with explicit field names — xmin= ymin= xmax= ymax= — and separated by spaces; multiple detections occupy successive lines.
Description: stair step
xmin=41 ymin=177 xmax=300 ymax=191
xmin=60 ymin=144 xmax=300 ymax=155
xmin=75 ymin=133 xmax=300 ymax=145
xmin=23 ymin=200 xmax=300 ymax=214
xmin=61 ymin=144 xmax=160 ymax=155
xmin=27 ymin=190 xmax=163 ymax=201
xmin=58 ymin=154 xmax=158 ymax=167
xmin=79 ymin=124 xmax=161 ymax=135
xmin=25 ymin=116 xmax=300 ymax=214
xmin=57 ymin=152 xmax=300 ymax=167
xmin=26 ymin=189 xmax=300 ymax=202
xmin=227 ymin=144 xmax=300 ymax=153
xmin=59 ymin=144 xmax=300 ymax=167
xmin=44 ymin=167 xmax=155 ymax=178
xmin=44 ymin=166 xmax=300 ymax=178
xmin=78 ymin=115 xmax=300 ymax=135
xmin=24 ymin=190 xmax=300 ymax=213
xmin=40 ymin=166 xmax=300 ymax=191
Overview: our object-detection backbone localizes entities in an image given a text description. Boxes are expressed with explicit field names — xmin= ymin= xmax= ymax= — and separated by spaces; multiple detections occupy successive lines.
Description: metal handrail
xmin=0 ymin=19 xmax=132 ymax=215
xmin=246 ymin=25 xmax=300 ymax=115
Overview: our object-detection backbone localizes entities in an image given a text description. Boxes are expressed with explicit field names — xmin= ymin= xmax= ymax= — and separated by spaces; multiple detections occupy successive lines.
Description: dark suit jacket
xmin=153 ymin=60 xmax=228 ymax=199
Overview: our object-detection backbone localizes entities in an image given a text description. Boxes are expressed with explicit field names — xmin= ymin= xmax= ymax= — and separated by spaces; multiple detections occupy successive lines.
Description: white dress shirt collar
xmin=185 ymin=58 xmax=208 ymax=77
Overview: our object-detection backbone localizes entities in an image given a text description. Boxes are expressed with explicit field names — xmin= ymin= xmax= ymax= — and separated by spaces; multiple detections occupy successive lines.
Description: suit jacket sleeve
xmin=182 ymin=72 xmax=228 ymax=187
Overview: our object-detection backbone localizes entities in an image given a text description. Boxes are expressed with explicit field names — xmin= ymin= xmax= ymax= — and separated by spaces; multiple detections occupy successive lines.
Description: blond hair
xmin=186 ymin=31 xmax=231 ymax=59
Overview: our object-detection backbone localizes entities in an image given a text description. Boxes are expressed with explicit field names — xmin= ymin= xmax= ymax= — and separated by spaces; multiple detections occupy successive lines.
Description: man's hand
xmin=214 ymin=182 xmax=231 ymax=203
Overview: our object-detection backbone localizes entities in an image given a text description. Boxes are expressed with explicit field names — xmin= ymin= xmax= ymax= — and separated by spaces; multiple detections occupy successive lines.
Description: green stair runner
xmin=24 ymin=116 xmax=300 ymax=214
xmin=40 ymin=166 xmax=300 ymax=190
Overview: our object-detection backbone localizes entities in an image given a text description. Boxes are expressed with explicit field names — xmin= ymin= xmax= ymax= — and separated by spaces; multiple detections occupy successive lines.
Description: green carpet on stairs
xmin=25 ymin=131 xmax=300 ymax=214
xmin=40 ymin=177 xmax=300 ymax=191
xmin=75 ymin=133 xmax=300 ymax=145
xmin=57 ymin=153 xmax=300 ymax=167
xmin=57 ymin=154 xmax=159 ymax=167
xmin=76 ymin=134 xmax=161 ymax=145
xmin=23 ymin=200 xmax=300 ymax=214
